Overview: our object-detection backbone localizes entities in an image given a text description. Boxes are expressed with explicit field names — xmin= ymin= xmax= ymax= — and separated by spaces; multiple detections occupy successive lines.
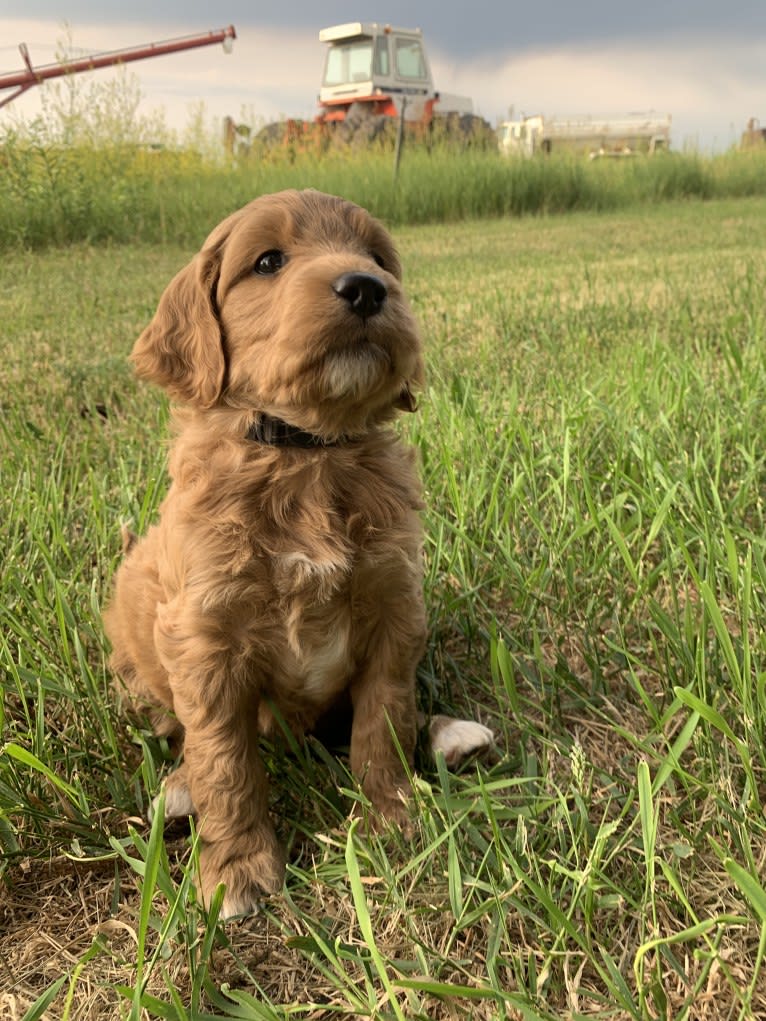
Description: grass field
xmin=2 ymin=193 xmax=766 ymax=1019
xmin=3 ymin=133 xmax=766 ymax=249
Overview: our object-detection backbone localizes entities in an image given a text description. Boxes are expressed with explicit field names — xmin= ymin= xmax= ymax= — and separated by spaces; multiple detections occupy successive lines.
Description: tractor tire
xmin=333 ymin=103 xmax=395 ymax=148
xmin=253 ymin=121 xmax=283 ymax=152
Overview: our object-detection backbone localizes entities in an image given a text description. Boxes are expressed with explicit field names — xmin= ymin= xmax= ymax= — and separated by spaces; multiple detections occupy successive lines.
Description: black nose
xmin=332 ymin=272 xmax=387 ymax=319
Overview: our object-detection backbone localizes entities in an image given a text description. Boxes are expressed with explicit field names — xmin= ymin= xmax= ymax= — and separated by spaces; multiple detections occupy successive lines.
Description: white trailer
xmin=499 ymin=113 xmax=672 ymax=158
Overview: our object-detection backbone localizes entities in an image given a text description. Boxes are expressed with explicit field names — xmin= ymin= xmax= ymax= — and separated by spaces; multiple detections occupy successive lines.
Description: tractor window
xmin=323 ymin=40 xmax=373 ymax=86
xmin=393 ymin=38 xmax=427 ymax=80
xmin=373 ymin=36 xmax=390 ymax=76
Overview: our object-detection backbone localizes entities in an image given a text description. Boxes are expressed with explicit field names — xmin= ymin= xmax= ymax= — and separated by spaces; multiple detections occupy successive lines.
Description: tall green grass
xmin=2 ymin=126 xmax=766 ymax=249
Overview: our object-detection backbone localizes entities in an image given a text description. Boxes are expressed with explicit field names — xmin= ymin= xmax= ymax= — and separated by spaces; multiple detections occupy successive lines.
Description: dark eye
xmin=371 ymin=252 xmax=386 ymax=270
xmin=254 ymin=250 xmax=285 ymax=275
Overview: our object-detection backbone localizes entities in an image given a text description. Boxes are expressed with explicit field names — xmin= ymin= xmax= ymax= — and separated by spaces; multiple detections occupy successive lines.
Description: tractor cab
xmin=318 ymin=23 xmax=433 ymax=119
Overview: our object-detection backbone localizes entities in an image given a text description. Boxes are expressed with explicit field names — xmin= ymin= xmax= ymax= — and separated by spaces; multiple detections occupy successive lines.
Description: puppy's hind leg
xmin=119 ymin=522 xmax=138 ymax=555
xmin=149 ymin=762 xmax=196 ymax=823
xmin=426 ymin=714 xmax=495 ymax=768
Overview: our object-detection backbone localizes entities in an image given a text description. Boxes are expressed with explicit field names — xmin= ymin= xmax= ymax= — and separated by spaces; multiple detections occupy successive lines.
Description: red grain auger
xmin=0 ymin=26 xmax=236 ymax=110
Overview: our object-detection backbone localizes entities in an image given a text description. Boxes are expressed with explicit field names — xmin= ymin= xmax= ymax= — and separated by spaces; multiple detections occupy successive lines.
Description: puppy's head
xmin=132 ymin=190 xmax=424 ymax=438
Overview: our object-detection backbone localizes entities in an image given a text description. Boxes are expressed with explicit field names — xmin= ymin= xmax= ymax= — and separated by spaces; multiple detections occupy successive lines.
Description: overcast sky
xmin=2 ymin=2 xmax=764 ymax=150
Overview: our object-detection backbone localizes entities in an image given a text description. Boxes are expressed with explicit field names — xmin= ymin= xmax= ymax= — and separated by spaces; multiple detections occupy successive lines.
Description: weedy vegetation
xmin=2 ymin=79 xmax=766 ymax=251
xmin=2 ymin=79 xmax=766 ymax=1020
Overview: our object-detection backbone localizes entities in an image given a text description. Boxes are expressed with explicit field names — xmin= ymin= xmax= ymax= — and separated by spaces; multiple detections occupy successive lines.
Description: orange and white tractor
xmin=314 ymin=22 xmax=493 ymax=146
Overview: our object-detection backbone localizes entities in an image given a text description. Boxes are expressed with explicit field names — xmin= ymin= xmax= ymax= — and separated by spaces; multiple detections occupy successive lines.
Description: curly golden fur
xmin=104 ymin=189 xmax=491 ymax=918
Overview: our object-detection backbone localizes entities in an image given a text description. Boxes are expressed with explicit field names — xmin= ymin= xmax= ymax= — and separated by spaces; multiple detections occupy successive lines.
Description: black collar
xmin=245 ymin=414 xmax=341 ymax=449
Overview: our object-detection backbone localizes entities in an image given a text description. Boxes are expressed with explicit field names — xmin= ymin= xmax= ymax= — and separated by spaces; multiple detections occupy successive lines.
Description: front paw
xmin=199 ymin=832 xmax=285 ymax=919
xmin=363 ymin=776 xmax=413 ymax=834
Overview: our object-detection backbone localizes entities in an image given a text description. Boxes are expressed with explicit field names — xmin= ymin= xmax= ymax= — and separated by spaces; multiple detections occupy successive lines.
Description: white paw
xmin=148 ymin=775 xmax=195 ymax=823
xmin=429 ymin=717 xmax=494 ymax=767
xmin=220 ymin=889 xmax=262 ymax=921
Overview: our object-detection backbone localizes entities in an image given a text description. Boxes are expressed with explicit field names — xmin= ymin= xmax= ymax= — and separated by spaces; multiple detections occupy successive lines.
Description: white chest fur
xmin=292 ymin=612 xmax=352 ymax=697
xmin=276 ymin=549 xmax=354 ymax=700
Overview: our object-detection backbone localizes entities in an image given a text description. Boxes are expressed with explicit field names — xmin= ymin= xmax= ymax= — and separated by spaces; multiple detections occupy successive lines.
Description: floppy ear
xmin=395 ymin=352 xmax=426 ymax=413
xmin=395 ymin=382 xmax=418 ymax=413
xmin=131 ymin=249 xmax=225 ymax=407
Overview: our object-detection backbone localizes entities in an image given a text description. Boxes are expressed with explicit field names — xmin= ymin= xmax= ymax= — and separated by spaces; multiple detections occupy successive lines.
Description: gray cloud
xmin=14 ymin=0 xmax=766 ymax=59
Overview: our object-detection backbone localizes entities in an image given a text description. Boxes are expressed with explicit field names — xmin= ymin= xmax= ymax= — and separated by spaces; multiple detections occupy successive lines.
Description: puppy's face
xmin=132 ymin=190 xmax=424 ymax=438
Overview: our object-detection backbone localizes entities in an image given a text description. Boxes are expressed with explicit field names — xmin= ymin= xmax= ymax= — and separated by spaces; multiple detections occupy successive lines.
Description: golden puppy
xmin=104 ymin=189 xmax=492 ymax=917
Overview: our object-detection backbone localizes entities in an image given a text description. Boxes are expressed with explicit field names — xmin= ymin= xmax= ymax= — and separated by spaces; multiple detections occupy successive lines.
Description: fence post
xmin=393 ymin=96 xmax=407 ymax=182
